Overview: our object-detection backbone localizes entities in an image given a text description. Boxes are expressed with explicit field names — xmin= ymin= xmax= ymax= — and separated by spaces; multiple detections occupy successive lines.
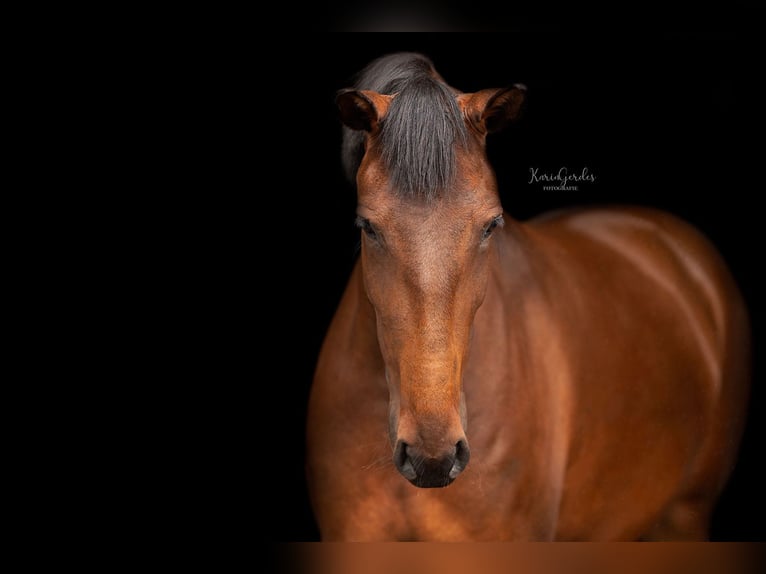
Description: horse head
xmin=337 ymin=60 xmax=525 ymax=487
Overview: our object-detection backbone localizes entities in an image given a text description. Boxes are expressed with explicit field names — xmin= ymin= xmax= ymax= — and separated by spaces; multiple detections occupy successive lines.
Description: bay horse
xmin=306 ymin=52 xmax=750 ymax=540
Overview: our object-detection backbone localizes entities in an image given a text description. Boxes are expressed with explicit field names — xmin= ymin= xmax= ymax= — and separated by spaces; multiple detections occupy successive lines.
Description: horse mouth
xmin=409 ymin=474 xmax=458 ymax=488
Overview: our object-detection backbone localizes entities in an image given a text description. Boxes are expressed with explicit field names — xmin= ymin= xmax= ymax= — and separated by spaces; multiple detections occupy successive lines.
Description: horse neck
xmin=472 ymin=218 xmax=549 ymax=382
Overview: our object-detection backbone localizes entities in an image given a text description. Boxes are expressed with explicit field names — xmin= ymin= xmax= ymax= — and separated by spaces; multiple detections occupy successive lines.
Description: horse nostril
xmin=393 ymin=440 xmax=417 ymax=480
xmin=455 ymin=439 xmax=470 ymax=469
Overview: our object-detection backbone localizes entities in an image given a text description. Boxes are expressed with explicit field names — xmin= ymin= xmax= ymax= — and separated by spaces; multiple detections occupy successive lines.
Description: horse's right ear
xmin=336 ymin=89 xmax=392 ymax=132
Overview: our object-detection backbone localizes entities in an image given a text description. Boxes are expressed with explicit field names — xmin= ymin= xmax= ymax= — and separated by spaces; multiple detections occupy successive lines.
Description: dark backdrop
xmin=241 ymin=31 xmax=761 ymax=541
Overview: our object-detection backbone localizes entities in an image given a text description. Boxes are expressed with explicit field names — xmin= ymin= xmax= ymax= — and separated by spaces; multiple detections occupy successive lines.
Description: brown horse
xmin=306 ymin=53 xmax=750 ymax=540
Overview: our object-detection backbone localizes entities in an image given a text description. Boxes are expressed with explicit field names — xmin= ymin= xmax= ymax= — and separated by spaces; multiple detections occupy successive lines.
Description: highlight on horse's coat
xmin=307 ymin=52 xmax=750 ymax=541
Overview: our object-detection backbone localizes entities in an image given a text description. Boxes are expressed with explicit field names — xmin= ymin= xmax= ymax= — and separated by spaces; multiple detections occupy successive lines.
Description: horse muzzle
xmin=393 ymin=438 xmax=470 ymax=488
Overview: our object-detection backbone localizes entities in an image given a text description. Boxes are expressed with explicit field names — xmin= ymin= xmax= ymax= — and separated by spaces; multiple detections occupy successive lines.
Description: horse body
xmin=306 ymin=53 xmax=749 ymax=541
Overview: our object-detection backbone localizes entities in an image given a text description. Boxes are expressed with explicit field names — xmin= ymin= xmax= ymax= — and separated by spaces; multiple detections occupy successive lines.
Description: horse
xmin=306 ymin=52 xmax=750 ymax=540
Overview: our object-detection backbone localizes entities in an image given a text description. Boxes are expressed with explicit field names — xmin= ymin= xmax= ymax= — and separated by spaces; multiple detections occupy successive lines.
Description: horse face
xmin=337 ymin=84 xmax=525 ymax=487
xmin=356 ymin=169 xmax=499 ymax=488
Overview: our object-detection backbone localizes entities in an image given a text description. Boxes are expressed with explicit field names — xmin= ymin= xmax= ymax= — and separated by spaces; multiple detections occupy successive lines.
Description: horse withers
xmin=306 ymin=53 xmax=750 ymax=540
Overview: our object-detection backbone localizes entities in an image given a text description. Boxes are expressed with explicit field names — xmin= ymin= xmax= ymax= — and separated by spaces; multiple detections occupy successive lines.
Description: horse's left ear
xmin=459 ymin=84 xmax=527 ymax=134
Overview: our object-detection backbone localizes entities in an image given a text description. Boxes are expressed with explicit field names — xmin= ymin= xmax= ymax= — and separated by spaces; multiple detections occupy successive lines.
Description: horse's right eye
xmin=355 ymin=216 xmax=379 ymax=241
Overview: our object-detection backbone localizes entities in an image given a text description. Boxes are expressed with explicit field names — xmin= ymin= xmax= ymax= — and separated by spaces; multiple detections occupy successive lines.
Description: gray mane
xmin=341 ymin=52 xmax=467 ymax=200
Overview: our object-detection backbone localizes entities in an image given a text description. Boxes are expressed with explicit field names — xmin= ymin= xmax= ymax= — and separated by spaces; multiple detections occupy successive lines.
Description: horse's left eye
xmin=482 ymin=215 xmax=504 ymax=242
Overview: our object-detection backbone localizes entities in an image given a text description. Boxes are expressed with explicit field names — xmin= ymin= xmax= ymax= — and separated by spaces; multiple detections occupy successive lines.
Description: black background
xmin=214 ymin=29 xmax=761 ymax=542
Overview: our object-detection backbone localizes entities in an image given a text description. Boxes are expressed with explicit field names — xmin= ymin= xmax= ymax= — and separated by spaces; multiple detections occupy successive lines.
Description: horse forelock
xmin=378 ymin=76 xmax=467 ymax=200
